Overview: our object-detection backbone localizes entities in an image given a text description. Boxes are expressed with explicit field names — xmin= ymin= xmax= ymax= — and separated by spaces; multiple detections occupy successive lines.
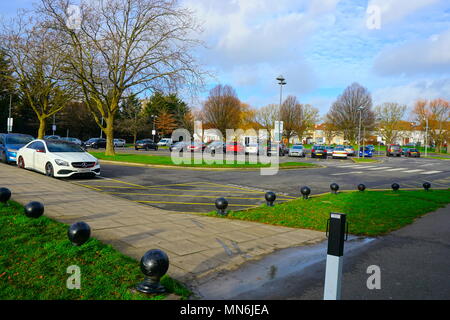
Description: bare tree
xmin=294 ymin=104 xmax=319 ymax=143
xmin=326 ymin=83 xmax=375 ymax=144
xmin=322 ymin=121 xmax=339 ymax=144
xmin=0 ymin=12 xmax=76 ymax=138
xmin=413 ymin=99 xmax=450 ymax=153
xmin=374 ymin=102 xmax=407 ymax=145
xmin=280 ymin=96 xmax=302 ymax=144
xmin=255 ymin=104 xmax=279 ymax=141
xmin=201 ymin=84 xmax=241 ymax=136
xmin=39 ymin=0 xmax=205 ymax=155
xmin=116 ymin=94 xmax=148 ymax=144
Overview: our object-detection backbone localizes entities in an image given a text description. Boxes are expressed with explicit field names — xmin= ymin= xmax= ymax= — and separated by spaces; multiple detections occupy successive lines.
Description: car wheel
xmin=45 ymin=162 xmax=54 ymax=178
xmin=94 ymin=145 xmax=99 ymax=149
xmin=18 ymin=156 xmax=25 ymax=169
xmin=155 ymin=146 xmax=158 ymax=151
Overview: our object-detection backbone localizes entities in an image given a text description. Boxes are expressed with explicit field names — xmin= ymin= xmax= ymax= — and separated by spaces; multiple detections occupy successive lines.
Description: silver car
xmin=288 ymin=145 xmax=306 ymax=157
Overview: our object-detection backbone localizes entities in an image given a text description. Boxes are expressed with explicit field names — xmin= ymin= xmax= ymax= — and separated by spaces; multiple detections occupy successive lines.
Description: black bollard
xmin=215 ymin=198 xmax=229 ymax=216
xmin=265 ymin=192 xmax=276 ymax=207
xmin=136 ymin=249 xmax=169 ymax=294
xmin=300 ymin=186 xmax=311 ymax=199
xmin=391 ymin=183 xmax=400 ymax=191
xmin=68 ymin=222 xmax=91 ymax=246
xmin=0 ymin=188 xmax=11 ymax=205
xmin=24 ymin=201 xmax=44 ymax=218
xmin=330 ymin=183 xmax=339 ymax=194
xmin=357 ymin=184 xmax=366 ymax=192
xmin=423 ymin=182 xmax=431 ymax=191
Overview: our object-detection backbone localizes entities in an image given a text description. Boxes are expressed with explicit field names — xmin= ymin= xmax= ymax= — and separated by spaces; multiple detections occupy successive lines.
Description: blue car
xmin=0 ymin=133 xmax=35 ymax=164
xmin=359 ymin=147 xmax=373 ymax=158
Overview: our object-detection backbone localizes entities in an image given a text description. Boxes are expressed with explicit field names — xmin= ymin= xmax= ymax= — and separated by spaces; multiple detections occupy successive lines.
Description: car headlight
xmin=55 ymin=159 xmax=69 ymax=166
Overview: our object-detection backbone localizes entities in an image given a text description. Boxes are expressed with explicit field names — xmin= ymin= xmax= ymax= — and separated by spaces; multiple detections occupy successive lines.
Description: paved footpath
xmin=0 ymin=164 xmax=324 ymax=288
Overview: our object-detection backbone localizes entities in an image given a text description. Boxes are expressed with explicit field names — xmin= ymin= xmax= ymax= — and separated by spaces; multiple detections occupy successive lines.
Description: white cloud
xmin=373 ymin=29 xmax=450 ymax=76
xmin=367 ymin=0 xmax=441 ymax=25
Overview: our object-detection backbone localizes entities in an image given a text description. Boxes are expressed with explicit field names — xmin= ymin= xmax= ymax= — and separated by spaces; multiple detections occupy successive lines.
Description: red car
xmin=187 ymin=142 xmax=206 ymax=152
xmin=225 ymin=142 xmax=245 ymax=154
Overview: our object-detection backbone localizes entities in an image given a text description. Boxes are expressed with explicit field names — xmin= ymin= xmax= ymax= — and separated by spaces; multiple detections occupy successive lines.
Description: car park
xmin=288 ymin=145 xmax=306 ymax=157
xmin=326 ymin=146 xmax=334 ymax=156
xmin=187 ymin=142 xmax=206 ymax=152
xmin=405 ymin=148 xmax=421 ymax=157
xmin=157 ymin=138 xmax=172 ymax=146
xmin=114 ymin=139 xmax=126 ymax=147
xmin=366 ymin=145 xmax=375 ymax=152
xmin=0 ymin=133 xmax=34 ymax=164
xmin=344 ymin=145 xmax=355 ymax=156
xmin=61 ymin=137 xmax=84 ymax=147
xmin=44 ymin=135 xmax=61 ymax=140
xmin=135 ymin=139 xmax=158 ymax=151
xmin=332 ymin=147 xmax=348 ymax=159
xmin=311 ymin=145 xmax=327 ymax=159
xmin=266 ymin=143 xmax=288 ymax=156
xmin=169 ymin=141 xmax=188 ymax=152
xmin=386 ymin=144 xmax=402 ymax=157
xmin=359 ymin=147 xmax=373 ymax=157
xmin=85 ymin=138 xmax=107 ymax=149
xmin=16 ymin=139 xmax=100 ymax=178
xmin=245 ymin=143 xmax=260 ymax=155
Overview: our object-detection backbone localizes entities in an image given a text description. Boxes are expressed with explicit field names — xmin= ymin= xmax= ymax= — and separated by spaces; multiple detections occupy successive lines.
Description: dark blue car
xmin=359 ymin=147 xmax=373 ymax=158
xmin=0 ymin=133 xmax=34 ymax=164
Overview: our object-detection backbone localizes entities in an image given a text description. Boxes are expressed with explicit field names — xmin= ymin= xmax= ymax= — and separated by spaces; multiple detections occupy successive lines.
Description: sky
xmin=2 ymin=0 xmax=450 ymax=118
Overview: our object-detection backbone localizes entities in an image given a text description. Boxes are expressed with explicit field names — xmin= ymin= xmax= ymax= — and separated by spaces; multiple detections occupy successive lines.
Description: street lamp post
xmin=357 ymin=106 xmax=363 ymax=158
xmin=151 ymin=115 xmax=157 ymax=141
xmin=100 ymin=116 xmax=104 ymax=139
xmin=425 ymin=118 xmax=428 ymax=157
xmin=2 ymin=89 xmax=13 ymax=133
xmin=276 ymin=75 xmax=287 ymax=143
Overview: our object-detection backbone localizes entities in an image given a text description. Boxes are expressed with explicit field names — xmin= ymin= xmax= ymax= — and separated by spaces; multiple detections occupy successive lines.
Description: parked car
xmin=85 ymin=138 xmax=107 ymax=149
xmin=226 ymin=142 xmax=245 ymax=154
xmin=245 ymin=143 xmax=260 ymax=155
xmin=157 ymin=138 xmax=173 ymax=146
xmin=366 ymin=145 xmax=375 ymax=152
xmin=405 ymin=148 xmax=421 ymax=157
xmin=169 ymin=141 xmax=188 ymax=152
xmin=187 ymin=142 xmax=206 ymax=152
xmin=288 ymin=145 xmax=306 ymax=157
xmin=61 ymin=137 xmax=84 ymax=147
xmin=344 ymin=145 xmax=355 ymax=156
xmin=358 ymin=147 xmax=373 ymax=158
xmin=204 ymin=141 xmax=225 ymax=155
xmin=386 ymin=144 xmax=402 ymax=157
xmin=266 ymin=142 xmax=288 ymax=156
xmin=114 ymin=139 xmax=126 ymax=147
xmin=0 ymin=133 xmax=34 ymax=164
xmin=135 ymin=139 xmax=158 ymax=151
xmin=326 ymin=146 xmax=334 ymax=156
xmin=44 ymin=135 xmax=61 ymax=140
xmin=311 ymin=145 xmax=328 ymax=159
xmin=332 ymin=147 xmax=348 ymax=159
xmin=16 ymin=139 xmax=100 ymax=178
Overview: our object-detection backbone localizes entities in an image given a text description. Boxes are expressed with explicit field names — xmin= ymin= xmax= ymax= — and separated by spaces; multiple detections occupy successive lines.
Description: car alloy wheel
xmin=45 ymin=162 xmax=54 ymax=178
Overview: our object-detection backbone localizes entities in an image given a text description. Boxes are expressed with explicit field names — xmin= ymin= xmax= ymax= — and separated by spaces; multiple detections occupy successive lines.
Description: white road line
xmin=331 ymin=171 xmax=363 ymax=176
xmin=401 ymin=169 xmax=425 ymax=173
xmin=385 ymin=168 xmax=408 ymax=171
xmin=420 ymin=171 xmax=443 ymax=175
xmin=366 ymin=167 xmax=392 ymax=170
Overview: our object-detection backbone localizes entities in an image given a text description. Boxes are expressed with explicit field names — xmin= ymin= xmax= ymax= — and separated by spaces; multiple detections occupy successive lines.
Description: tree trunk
xmin=104 ymin=115 xmax=115 ymax=156
xmin=133 ymin=132 xmax=137 ymax=144
xmin=37 ymin=117 xmax=46 ymax=139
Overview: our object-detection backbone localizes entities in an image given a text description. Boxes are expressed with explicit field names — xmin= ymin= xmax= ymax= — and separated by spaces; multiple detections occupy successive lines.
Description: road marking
xmin=331 ymin=171 xmax=363 ymax=176
xmin=104 ymin=191 xmax=292 ymax=200
xmin=420 ymin=171 xmax=443 ymax=175
xmin=134 ymin=200 xmax=256 ymax=206
xmin=80 ymin=185 xmax=270 ymax=194
xmin=364 ymin=167 xmax=391 ymax=170
xmin=385 ymin=168 xmax=408 ymax=171
xmin=401 ymin=169 xmax=424 ymax=173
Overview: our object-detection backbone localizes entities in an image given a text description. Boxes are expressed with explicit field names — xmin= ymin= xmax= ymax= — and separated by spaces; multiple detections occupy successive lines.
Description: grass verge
xmin=207 ymin=189 xmax=450 ymax=236
xmin=91 ymin=152 xmax=318 ymax=169
xmin=0 ymin=201 xmax=190 ymax=300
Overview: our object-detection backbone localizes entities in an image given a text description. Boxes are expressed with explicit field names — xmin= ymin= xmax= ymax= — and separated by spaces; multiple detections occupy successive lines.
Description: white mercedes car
xmin=16 ymin=139 xmax=100 ymax=178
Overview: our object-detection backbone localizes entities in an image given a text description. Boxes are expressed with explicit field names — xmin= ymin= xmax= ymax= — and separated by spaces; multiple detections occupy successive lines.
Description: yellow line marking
xmin=134 ymin=200 xmax=256 ymax=206
xmin=82 ymin=185 xmax=268 ymax=194
xmin=200 ymin=181 xmax=297 ymax=199
xmin=104 ymin=191 xmax=292 ymax=200
xmin=97 ymin=177 xmax=206 ymax=188
xmin=71 ymin=182 xmax=103 ymax=191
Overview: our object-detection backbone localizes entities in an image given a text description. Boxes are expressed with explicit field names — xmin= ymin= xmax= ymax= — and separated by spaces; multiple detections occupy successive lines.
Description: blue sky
xmin=2 ymin=0 xmax=450 ymax=117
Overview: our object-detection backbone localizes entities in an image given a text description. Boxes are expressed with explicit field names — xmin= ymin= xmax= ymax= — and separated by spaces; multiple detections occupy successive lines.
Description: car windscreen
xmin=293 ymin=146 xmax=303 ymax=149
xmin=409 ymin=149 xmax=418 ymax=152
xmin=47 ymin=142 xmax=85 ymax=153
xmin=314 ymin=146 xmax=325 ymax=150
xmin=6 ymin=135 xmax=34 ymax=145
xmin=335 ymin=147 xmax=345 ymax=151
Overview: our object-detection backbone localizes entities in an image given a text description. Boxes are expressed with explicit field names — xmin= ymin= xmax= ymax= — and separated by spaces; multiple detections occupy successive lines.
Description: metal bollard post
xmin=324 ymin=212 xmax=348 ymax=300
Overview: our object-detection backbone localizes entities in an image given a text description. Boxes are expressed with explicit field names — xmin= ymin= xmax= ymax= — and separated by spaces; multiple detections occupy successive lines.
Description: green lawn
xmin=207 ymin=189 xmax=450 ymax=236
xmin=91 ymin=152 xmax=317 ymax=169
xmin=0 ymin=201 xmax=190 ymax=300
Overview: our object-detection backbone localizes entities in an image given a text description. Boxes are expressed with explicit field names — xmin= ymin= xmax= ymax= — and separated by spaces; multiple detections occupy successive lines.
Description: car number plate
xmin=316 ymin=153 xmax=322 ymax=155
xmin=78 ymin=168 xmax=91 ymax=172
